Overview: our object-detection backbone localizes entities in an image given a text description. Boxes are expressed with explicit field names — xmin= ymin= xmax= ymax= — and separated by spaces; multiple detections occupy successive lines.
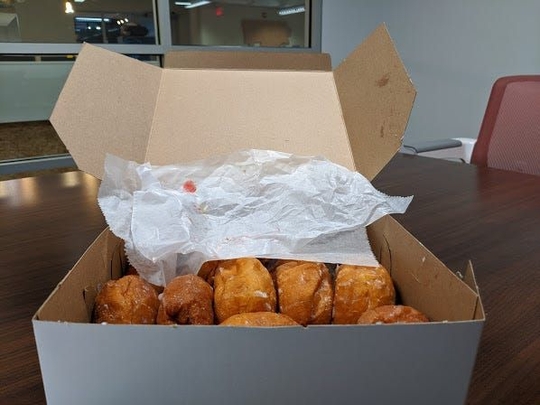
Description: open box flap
xmin=145 ymin=69 xmax=354 ymax=169
xmin=50 ymin=25 xmax=415 ymax=180
xmin=334 ymin=24 xmax=416 ymax=180
xmin=50 ymin=44 xmax=163 ymax=179
xmin=164 ymin=49 xmax=332 ymax=71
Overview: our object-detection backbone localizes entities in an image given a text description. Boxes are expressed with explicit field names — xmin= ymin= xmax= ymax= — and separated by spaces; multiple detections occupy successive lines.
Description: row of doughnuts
xmin=92 ymin=257 xmax=429 ymax=326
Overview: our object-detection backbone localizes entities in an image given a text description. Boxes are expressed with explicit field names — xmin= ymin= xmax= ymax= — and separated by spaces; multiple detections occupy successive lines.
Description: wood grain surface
xmin=0 ymin=171 xmax=105 ymax=404
xmin=373 ymin=154 xmax=540 ymax=405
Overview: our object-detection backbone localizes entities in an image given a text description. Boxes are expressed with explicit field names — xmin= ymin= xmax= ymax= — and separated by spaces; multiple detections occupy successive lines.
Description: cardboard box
xmin=34 ymin=24 xmax=484 ymax=405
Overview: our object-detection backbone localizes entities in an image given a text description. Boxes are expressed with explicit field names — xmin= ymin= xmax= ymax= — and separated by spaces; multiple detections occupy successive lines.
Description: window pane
xmin=0 ymin=0 xmax=156 ymax=45
xmin=0 ymin=54 xmax=159 ymax=123
xmin=0 ymin=54 xmax=160 ymax=179
xmin=170 ymin=1 xmax=310 ymax=47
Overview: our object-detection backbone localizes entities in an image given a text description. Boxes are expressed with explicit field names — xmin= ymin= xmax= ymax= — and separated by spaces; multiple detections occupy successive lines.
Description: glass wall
xmin=0 ymin=0 xmax=319 ymax=178
xmin=170 ymin=1 xmax=310 ymax=48
xmin=1 ymin=1 xmax=312 ymax=47
xmin=0 ymin=0 xmax=157 ymax=45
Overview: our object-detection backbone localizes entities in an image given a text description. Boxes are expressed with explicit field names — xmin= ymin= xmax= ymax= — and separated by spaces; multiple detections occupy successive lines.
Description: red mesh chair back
xmin=471 ymin=75 xmax=540 ymax=175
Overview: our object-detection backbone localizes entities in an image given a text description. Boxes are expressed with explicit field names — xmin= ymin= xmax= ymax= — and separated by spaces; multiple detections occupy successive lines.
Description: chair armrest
xmin=451 ymin=138 xmax=476 ymax=163
xmin=403 ymin=139 xmax=462 ymax=154
xmin=402 ymin=138 xmax=476 ymax=163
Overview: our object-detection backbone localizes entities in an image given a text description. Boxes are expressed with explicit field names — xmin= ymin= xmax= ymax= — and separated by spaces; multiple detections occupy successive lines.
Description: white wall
xmin=321 ymin=0 xmax=540 ymax=143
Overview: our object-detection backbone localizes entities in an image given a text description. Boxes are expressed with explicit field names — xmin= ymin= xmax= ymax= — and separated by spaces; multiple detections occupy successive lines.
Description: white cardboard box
xmin=33 ymin=24 xmax=484 ymax=405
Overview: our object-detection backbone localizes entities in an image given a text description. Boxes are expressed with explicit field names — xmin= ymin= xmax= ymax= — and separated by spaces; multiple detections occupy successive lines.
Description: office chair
xmin=470 ymin=75 xmax=540 ymax=175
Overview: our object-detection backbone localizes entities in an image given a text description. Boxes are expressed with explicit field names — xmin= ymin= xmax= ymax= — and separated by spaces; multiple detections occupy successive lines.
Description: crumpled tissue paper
xmin=98 ymin=150 xmax=412 ymax=286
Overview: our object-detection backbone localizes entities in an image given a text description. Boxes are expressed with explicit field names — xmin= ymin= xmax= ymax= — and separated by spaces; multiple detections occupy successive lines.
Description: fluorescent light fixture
xmin=65 ymin=1 xmax=74 ymax=14
xmin=278 ymin=5 xmax=305 ymax=16
xmin=75 ymin=17 xmax=110 ymax=22
xmin=175 ymin=1 xmax=192 ymax=5
xmin=184 ymin=1 xmax=211 ymax=9
xmin=74 ymin=0 xmax=85 ymax=2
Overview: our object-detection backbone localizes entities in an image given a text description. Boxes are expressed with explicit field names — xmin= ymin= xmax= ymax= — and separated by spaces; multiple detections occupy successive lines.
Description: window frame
xmin=0 ymin=0 xmax=322 ymax=175
xmin=0 ymin=0 xmax=322 ymax=56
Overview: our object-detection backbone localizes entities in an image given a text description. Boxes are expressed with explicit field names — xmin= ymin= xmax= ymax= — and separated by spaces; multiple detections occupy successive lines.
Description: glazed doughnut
xmin=197 ymin=260 xmax=221 ymax=287
xmin=93 ymin=275 xmax=160 ymax=324
xmin=157 ymin=274 xmax=214 ymax=325
xmin=332 ymin=264 xmax=395 ymax=324
xmin=124 ymin=264 xmax=164 ymax=294
xmin=220 ymin=312 xmax=299 ymax=327
xmin=275 ymin=261 xmax=333 ymax=325
xmin=261 ymin=259 xmax=310 ymax=273
xmin=357 ymin=305 xmax=429 ymax=324
xmin=213 ymin=257 xmax=277 ymax=323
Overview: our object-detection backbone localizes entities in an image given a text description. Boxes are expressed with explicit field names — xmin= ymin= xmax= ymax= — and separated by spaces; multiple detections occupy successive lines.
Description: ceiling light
xmin=65 ymin=1 xmax=74 ymax=14
xmin=278 ymin=5 xmax=305 ymax=16
xmin=184 ymin=1 xmax=211 ymax=9
xmin=174 ymin=1 xmax=192 ymax=5
xmin=75 ymin=17 xmax=110 ymax=22
xmin=74 ymin=0 xmax=85 ymax=2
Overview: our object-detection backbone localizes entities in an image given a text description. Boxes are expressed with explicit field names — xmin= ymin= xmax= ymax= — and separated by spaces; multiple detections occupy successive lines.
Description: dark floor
xmin=0 ymin=121 xmax=77 ymax=181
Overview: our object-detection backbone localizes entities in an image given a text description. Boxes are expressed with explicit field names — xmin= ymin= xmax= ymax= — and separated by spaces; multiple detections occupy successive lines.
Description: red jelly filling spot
xmin=183 ymin=180 xmax=197 ymax=193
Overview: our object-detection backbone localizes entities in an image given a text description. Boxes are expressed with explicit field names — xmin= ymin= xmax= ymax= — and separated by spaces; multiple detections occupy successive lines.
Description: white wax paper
xmin=98 ymin=150 xmax=412 ymax=286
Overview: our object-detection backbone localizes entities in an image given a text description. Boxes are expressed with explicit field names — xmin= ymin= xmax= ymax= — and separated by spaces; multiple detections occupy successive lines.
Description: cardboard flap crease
xmin=163 ymin=49 xmax=332 ymax=71
xmin=50 ymin=24 xmax=415 ymax=181
xmin=463 ymin=261 xmax=485 ymax=320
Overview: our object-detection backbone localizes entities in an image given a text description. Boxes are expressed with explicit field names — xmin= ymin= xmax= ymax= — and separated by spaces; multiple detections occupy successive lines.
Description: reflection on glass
xmin=169 ymin=0 xmax=309 ymax=47
xmin=0 ymin=0 xmax=156 ymax=45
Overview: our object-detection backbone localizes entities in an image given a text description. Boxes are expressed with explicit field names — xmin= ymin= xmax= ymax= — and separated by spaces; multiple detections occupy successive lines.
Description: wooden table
xmin=1 ymin=154 xmax=539 ymax=404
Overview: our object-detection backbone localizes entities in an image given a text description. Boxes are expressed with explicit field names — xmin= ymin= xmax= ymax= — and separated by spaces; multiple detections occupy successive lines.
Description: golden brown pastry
xmin=357 ymin=305 xmax=429 ymax=324
xmin=275 ymin=261 xmax=333 ymax=325
xmin=156 ymin=304 xmax=175 ymax=325
xmin=332 ymin=264 xmax=395 ymax=324
xmin=157 ymin=274 xmax=214 ymax=325
xmin=124 ymin=264 xmax=164 ymax=294
xmin=197 ymin=260 xmax=221 ymax=287
xmin=213 ymin=257 xmax=277 ymax=324
xmin=220 ymin=312 xmax=299 ymax=327
xmin=93 ymin=275 xmax=160 ymax=324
